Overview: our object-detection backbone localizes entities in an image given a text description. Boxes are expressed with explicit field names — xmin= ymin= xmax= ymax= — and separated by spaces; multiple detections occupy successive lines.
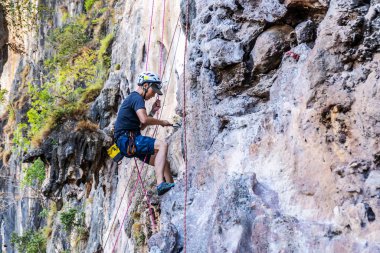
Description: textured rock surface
xmin=251 ymin=25 xmax=295 ymax=74
xmin=1 ymin=0 xmax=380 ymax=252
xmin=148 ymin=223 xmax=178 ymax=253
xmin=159 ymin=0 xmax=380 ymax=252
xmin=295 ymin=20 xmax=316 ymax=44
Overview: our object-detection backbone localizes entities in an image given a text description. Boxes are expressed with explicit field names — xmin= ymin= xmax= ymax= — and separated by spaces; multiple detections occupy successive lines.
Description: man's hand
xmin=140 ymin=123 xmax=147 ymax=130
xmin=150 ymin=99 xmax=161 ymax=116
xmin=160 ymin=120 xmax=172 ymax=127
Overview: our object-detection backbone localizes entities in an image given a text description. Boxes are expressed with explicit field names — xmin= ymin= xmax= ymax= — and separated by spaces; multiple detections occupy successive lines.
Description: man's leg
xmin=152 ymin=139 xmax=168 ymax=185
xmin=163 ymin=160 xmax=174 ymax=183
xmin=148 ymin=154 xmax=174 ymax=183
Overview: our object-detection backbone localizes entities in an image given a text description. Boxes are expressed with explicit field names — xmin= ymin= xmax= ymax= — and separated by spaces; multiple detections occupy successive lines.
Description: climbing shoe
xmin=157 ymin=182 xmax=175 ymax=196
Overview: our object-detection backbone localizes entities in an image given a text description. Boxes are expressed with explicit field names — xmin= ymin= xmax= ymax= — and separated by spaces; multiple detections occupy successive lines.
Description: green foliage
xmin=0 ymin=88 xmax=8 ymax=104
xmin=57 ymin=48 xmax=98 ymax=89
xmin=132 ymin=223 xmax=146 ymax=246
xmin=99 ymin=7 xmax=108 ymax=14
xmin=47 ymin=16 xmax=89 ymax=67
xmin=27 ymin=83 xmax=53 ymax=139
xmin=42 ymin=202 xmax=57 ymax=239
xmin=12 ymin=17 xmax=113 ymax=150
xmin=2 ymin=0 xmax=37 ymax=30
xmin=84 ymin=0 xmax=98 ymax=12
xmin=60 ymin=208 xmax=78 ymax=231
xmin=11 ymin=230 xmax=47 ymax=253
xmin=98 ymin=33 xmax=114 ymax=68
xmin=38 ymin=208 xmax=49 ymax=218
xmin=12 ymin=123 xmax=30 ymax=153
xmin=21 ymin=158 xmax=45 ymax=188
xmin=60 ymin=208 xmax=88 ymax=241
xmin=80 ymin=80 xmax=103 ymax=104
xmin=62 ymin=11 xmax=69 ymax=23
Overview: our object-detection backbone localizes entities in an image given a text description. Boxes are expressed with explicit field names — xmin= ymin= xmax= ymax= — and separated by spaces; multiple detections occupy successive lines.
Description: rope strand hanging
xmin=108 ymin=2 xmax=184 ymax=252
xmin=111 ymin=0 xmax=158 ymax=249
xmin=104 ymin=16 xmax=181 ymax=252
xmin=183 ymin=0 xmax=190 ymax=252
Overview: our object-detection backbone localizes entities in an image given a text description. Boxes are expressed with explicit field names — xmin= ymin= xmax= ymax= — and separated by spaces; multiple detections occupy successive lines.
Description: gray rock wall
xmin=155 ymin=0 xmax=380 ymax=252
xmin=1 ymin=0 xmax=380 ymax=252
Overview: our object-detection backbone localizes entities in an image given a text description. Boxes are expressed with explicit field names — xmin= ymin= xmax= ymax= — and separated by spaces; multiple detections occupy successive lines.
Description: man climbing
xmin=114 ymin=71 xmax=175 ymax=196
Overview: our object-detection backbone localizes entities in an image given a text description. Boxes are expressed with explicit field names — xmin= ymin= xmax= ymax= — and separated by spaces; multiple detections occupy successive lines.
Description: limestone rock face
xmin=1 ymin=0 xmax=380 ymax=252
xmin=0 ymin=6 xmax=8 ymax=80
xmin=158 ymin=0 xmax=380 ymax=252
xmin=202 ymin=38 xmax=244 ymax=69
xmin=295 ymin=20 xmax=316 ymax=44
xmin=0 ymin=7 xmax=7 ymax=48
xmin=148 ymin=223 xmax=178 ymax=253
xmin=251 ymin=25 xmax=295 ymax=74
xmin=284 ymin=0 xmax=329 ymax=9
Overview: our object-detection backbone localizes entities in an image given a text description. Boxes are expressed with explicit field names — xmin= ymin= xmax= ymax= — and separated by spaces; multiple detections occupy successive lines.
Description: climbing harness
xmin=106 ymin=131 xmax=137 ymax=162
xmin=126 ymin=132 xmax=136 ymax=156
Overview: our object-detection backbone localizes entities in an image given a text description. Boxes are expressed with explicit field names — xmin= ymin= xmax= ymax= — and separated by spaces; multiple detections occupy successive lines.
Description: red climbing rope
xmin=145 ymin=0 xmax=155 ymax=71
xmin=153 ymin=16 xmax=181 ymax=137
xmin=111 ymin=167 xmax=144 ymax=252
xmin=109 ymin=2 xmax=181 ymax=251
xmin=183 ymin=0 xmax=190 ymax=252
xmin=161 ymin=15 xmax=181 ymax=81
xmin=106 ymin=17 xmax=181 ymax=252
xmin=110 ymin=1 xmax=157 ymax=251
xmin=159 ymin=0 xmax=166 ymax=77
xmin=103 ymin=163 xmax=134 ymax=248
xmin=133 ymin=158 xmax=157 ymax=228
xmin=111 ymin=159 xmax=154 ymax=252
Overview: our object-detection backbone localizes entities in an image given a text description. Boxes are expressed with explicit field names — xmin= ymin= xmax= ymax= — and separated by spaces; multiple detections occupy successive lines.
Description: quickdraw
xmin=126 ymin=132 xmax=137 ymax=156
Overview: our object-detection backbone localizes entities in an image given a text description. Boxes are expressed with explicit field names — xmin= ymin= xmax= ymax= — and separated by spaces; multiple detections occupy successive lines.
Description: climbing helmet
xmin=137 ymin=71 xmax=163 ymax=95
xmin=137 ymin=71 xmax=162 ymax=85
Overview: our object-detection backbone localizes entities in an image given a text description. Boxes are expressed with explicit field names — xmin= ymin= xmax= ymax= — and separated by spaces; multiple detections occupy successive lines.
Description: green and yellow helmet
xmin=137 ymin=71 xmax=163 ymax=95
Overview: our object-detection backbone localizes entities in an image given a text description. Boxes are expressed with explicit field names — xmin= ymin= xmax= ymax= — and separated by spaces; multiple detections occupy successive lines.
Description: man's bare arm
xmin=136 ymin=109 xmax=171 ymax=126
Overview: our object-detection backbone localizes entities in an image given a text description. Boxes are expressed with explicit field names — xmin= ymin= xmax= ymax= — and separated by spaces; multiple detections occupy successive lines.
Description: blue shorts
xmin=116 ymin=133 xmax=156 ymax=164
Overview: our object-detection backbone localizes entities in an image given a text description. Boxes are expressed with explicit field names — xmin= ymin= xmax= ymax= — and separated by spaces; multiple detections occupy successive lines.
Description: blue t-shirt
xmin=114 ymin=91 xmax=146 ymax=138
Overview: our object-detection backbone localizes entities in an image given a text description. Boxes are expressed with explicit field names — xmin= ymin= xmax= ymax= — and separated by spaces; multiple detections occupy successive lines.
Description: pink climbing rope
xmin=145 ymin=0 xmax=155 ymax=71
xmin=110 ymin=0 xmax=157 ymax=250
xmin=152 ymin=15 xmax=181 ymax=137
xmin=111 ymin=167 xmax=144 ymax=252
xmin=183 ymin=0 xmax=190 ymax=252
xmin=110 ymin=1 xmax=176 ymax=251
xmin=103 ymin=163 xmax=134 ymax=248
xmin=107 ymin=16 xmax=182 ymax=252
xmin=159 ymin=0 xmax=166 ymax=77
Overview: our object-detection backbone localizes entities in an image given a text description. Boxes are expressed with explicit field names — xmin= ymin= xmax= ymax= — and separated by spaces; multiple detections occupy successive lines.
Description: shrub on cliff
xmin=11 ymin=13 xmax=114 ymax=152
xmin=0 ymin=88 xmax=7 ymax=104
xmin=10 ymin=230 xmax=46 ymax=253
xmin=84 ymin=0 xmax=99 ymax=12
xmin=21 ymin=158 xmax=46 ymax=188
